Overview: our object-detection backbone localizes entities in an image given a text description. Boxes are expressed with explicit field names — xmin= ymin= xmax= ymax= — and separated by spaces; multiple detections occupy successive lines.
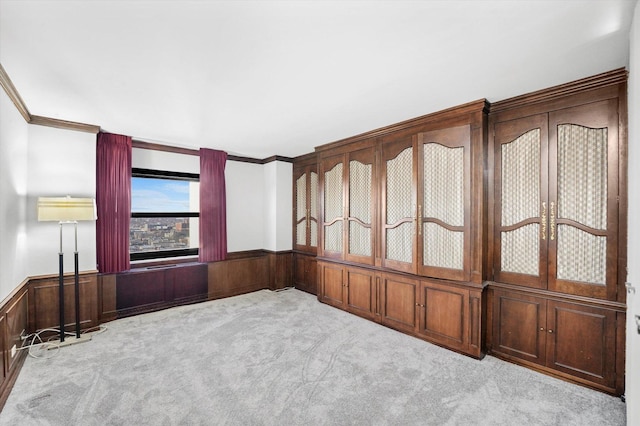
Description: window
xmin=130 ymin=168 xmax=199 ymax=261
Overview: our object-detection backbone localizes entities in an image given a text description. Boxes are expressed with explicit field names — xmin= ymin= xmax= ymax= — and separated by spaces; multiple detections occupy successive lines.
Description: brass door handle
xmin=541 ymin=201 xmax=547 ymax=241
xmin=550 ymin=201 xmax=556 ymax=241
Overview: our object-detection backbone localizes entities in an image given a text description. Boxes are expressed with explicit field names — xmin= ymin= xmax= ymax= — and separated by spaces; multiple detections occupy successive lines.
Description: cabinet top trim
xmin=315 ymin=99 xmax=489 ymax=154
xmin=490 ymin=68 xmax=627 ymax=114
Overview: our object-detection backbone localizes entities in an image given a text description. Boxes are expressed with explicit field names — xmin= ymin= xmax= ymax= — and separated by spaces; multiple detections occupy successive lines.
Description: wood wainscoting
xmin=0 ymin=280 xmax=29 ymax=410
xmin=0 ymin=249 xmax=293 ymax=409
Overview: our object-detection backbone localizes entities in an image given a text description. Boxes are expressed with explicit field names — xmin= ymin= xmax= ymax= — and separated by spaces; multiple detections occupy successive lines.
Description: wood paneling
xmin=208 ymin=254 xmax=270 ymax=299
xmin=98 ymin=274 xmax=117 ymax=323
xmin=0 ymin=282 xmax=29 ymax=411
xmin=30 ymin=274 xmax=98 ymax=333
xmin=268 ymin=251 xmax=293 ymax=291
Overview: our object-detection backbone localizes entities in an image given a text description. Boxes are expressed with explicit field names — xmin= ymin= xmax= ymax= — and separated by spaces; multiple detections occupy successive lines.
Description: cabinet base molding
xmin=317 ymin=260 xmax=487 ymax=359
xmin=491 ymin=351 xmax=620 ymax=396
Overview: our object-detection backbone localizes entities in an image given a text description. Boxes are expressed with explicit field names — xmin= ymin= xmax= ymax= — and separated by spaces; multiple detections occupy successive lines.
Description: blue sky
xmin=131 ymin=177 xmax=196 ymax=213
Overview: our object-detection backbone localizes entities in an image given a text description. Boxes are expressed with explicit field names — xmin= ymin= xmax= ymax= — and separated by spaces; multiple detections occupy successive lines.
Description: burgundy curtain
xmin=199 ymin=148 xmax=227 ymax=262
xmin=96 ymin=132 xmax=132 ymax=273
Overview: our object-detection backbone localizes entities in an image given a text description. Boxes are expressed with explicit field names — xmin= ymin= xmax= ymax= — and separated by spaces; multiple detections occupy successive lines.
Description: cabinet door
xmin=418 ymin=125 xmax=471 ymax=281
xmin=307 ymin=257 xmax=317 ymax=294
xmin=548 ymin=100 xmax=619 ymax=300
xmin=381 ymin=137 xmax=417 ymax=274
xmin=417 ymin=280 xmax=469 ymax=352
xmin=319 ymin=262 xmax=345 ymax=308
xmin=546 ymin=300 xmax=616 ymax=389
xmin=293 ymin=254 xmax=317 ymax=295
xmin=345 ymin=147 xmax=376 ymax=265
xmin=345 ymin=267 xmax=377 ymax=320
xmin=491 ymin=290 xmax=547 ymax=366
xmin=320 ymin=155 xmax=345 ymax=259
xmin=493 ymin=114 xmax=549 ymax=289
xmin=294 ymin=167 xmax=309 ymax=251
xmin=379 ymin=273 xmax=418 ymax=334
xmin=294 ymin=165 xmax=319 ymax=253
xmin=294 ymin=254 xmax=306 ymax=286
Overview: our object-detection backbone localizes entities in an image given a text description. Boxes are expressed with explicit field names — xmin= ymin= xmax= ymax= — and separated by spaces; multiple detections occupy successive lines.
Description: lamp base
xmin=47 ymin=333 xmax=92 ymax=349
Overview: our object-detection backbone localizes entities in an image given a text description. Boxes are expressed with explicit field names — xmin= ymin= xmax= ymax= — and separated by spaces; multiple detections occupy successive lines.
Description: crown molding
xmin=0 ymin=63 xmax=31 ymax=122
xmin=1 ymin=62 xmax=100 ymax=133
xmin=490 ymin=68 xmax=628 ymax=113
xmin=30 ymin=115 xmax=100 ymax=134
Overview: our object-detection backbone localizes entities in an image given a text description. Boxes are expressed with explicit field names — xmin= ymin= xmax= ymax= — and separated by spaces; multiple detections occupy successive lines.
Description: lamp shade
xmin=37 ymin=197 xmax=97 ymax=222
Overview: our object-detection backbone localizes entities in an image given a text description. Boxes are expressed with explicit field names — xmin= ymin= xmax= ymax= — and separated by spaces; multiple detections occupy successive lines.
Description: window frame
xmin=130 ymin=167 xmax=200 ymax=261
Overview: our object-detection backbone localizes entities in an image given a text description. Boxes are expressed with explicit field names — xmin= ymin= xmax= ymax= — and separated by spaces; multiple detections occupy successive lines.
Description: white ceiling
xmin=0 ymin=0 xmax=636 ymax=158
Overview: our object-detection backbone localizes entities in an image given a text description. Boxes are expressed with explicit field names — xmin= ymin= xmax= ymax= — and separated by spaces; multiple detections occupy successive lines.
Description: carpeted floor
xmin=0 ymin=289 xmax=626 ymax=425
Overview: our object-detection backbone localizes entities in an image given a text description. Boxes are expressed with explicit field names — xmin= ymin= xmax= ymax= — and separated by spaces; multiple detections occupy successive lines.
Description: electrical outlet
xmin=10 ymin=344 xmax=16 ymax=358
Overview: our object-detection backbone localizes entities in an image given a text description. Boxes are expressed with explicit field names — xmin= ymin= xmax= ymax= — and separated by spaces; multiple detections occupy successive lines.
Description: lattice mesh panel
xmin=423 ymin=144 xmax=464 ymax=226
xmin=557 ymin=225 xmax=606 ymax=285
xmin=310 ymin=172 xmax=318 ymax=247
xmin=349 ymin=160 xmax=372 ymax=256
xmin=296 ymin=175 xmax=307 ymax=245
xmin=324 ymin=222 xmax=343 ymax=253
xmin=310 ymin=172 xmax=318 ymax=219
xmin=310 ymin=220 xmax=317 ymax=247
xmin=386 ymin=222 xmax=413 ymax=263
xmin=501 ymin=129 xmax=540 ymax=226
xmin=296 ymin=175 xmax=306 ymax=221
xmin=296 ymin=222 xmax=306 ymax=245
xmin=349 ymin=222 xmax=371 ymax=256
xmin=350 ymin=160 xmax=372 ymax=223
xmin=501 ymin=223 xmax=540 ymax=276
xmin=324 ymin=163 xmax=343 ymax=221
xmin=423 ymin=223 xmax=463 ymax=270
xmin=558 ymin=125 xmax=607 ymax=230
xmin=386 ymin=147 xmax=413 ymax=224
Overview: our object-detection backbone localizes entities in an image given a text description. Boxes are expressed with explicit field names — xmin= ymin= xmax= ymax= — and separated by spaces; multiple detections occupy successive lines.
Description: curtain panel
xmin=199 ymin=148 xmax=228 ymax=262
xmin=96 ymin=132 xmax=132 ymax=273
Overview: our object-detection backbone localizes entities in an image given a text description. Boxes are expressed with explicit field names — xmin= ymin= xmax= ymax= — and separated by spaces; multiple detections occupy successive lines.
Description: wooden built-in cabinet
xmin=487 ymin=69 xmax=627 ymax=394
xmin=293 ymin=155 xmax=319 ymax=254
xmin=315 ymin=100 xmax=488 ymax=359
xmin=319 ymin=260 xmax=485 ymax=358
xmin=300 ymin=69 xmax=628 ymax=394
xmin=293 ymin=154 xmax=319 ymax=294
xmin=491 ymin=287 xmax=623 ymax=394
xmin=380 ymin=125 xmax=474 ymax=281
xmin=293 ymin=253 xmax=317 ymax=295
xmin=320 ymin=144 xmax=377 ymax=266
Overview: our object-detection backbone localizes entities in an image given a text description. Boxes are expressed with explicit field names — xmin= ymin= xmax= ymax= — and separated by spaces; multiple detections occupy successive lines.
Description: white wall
xmin=26 ymin=125 xmax=96 ymax=276
xmin=132 ymin=147 xmax=199 ymax=173
xmin=0 ymin=89 xmax=29 ymax=302
xmin=262 ymin=161 xmax=293 ymax=252
xmin=226 ymin=161 xmax=265 ymax=252
xmin=626 ymin=1 xmax=639 ymax=421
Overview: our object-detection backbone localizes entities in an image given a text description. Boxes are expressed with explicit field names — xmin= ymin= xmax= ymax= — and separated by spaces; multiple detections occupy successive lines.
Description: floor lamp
xmin=37 ymin=196 xmax=97 ymax=346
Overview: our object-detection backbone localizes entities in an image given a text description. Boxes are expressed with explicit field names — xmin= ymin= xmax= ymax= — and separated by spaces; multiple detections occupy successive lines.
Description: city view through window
xmin=130 ymin=176 xmax=199 ymax=254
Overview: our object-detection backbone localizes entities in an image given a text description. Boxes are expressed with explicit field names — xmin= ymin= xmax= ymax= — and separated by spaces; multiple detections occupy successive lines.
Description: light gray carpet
xmin=0 ymin=289 xmax=626 ymax=425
